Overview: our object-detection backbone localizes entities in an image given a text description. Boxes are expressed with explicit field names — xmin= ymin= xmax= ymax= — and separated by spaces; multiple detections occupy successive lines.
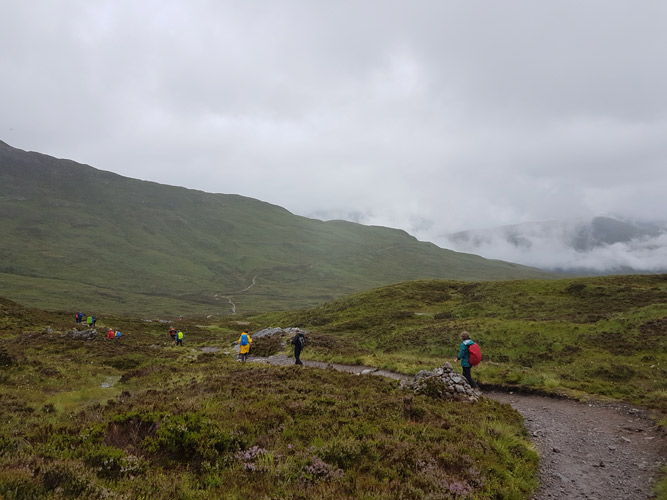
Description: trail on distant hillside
xmin=247 ymin=354 xmax=666 ymax=500
xmin=217 ymin=275 xmax=259 ymax=314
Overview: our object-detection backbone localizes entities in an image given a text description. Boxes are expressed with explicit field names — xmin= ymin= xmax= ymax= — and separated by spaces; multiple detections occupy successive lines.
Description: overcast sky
xmin=2 ymin=1 xmax=667 ymax=261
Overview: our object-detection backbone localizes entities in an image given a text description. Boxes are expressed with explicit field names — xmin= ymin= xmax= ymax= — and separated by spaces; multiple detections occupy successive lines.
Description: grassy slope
xmin=257 ymin=274 xmax=667 ymax=413
xmin=0 ymin=299 xmax=537 ymax=499
xmin=0 ymin=140 xmax=554 ymax=316
xmin=2 ymin=273 xmax=666 ymax=498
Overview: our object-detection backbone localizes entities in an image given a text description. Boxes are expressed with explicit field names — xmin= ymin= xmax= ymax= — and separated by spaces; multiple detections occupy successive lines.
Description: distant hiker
xmin=91 ymin=316 xmax=96 ymax=327
xmin=291 ymin=329 xmax=306 ymax=365
xmin=115 ymin=331 xmax=122 ymax=339
xmin=456 ymin=331 xmax=479 ymax=388
xmin=86 ymin=316 xmax=93 ymax=327
xmin=107 ymin=329 xmax=115 ymax=340
xmin=169 ymin=327 xmax=177 ymax=345
xmin=238 ymin=330 xmax=251 ymax=361
xmin=76 ymin=312 xmax=83 ymax=324
xmin=176 ymin=330 xmax=183 ymax=347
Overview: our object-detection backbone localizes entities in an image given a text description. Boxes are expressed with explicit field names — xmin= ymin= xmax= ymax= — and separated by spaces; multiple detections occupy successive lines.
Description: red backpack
xmin=468 ymin=342 xmax=482 ymax=366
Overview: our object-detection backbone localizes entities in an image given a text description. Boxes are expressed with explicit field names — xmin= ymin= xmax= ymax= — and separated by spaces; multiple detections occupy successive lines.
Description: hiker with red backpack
xmin=457 ymin=331 xmax=481 ymax=388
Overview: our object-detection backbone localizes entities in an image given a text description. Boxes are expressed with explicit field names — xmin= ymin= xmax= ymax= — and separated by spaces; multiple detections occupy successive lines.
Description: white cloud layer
xmin=440 ymin=220 xmax=667 ymax=273
xmin=2 ymin=1 xmax=667 ymax=270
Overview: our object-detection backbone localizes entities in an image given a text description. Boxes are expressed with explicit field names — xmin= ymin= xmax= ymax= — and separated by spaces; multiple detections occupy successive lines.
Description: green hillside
xmin=0 ymin=140 xmax=554 ymax=315
xmin=259 ymin=274 xmax=667 ymax=412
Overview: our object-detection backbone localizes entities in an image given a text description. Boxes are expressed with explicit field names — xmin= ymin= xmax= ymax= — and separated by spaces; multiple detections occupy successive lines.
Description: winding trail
xmin=240 ymin=275 xmax=258 ymax=292
xmin=247 ymin=354 xmax=666 ymax=500
xmin=218 ymin=275 xmax=259 ymax=314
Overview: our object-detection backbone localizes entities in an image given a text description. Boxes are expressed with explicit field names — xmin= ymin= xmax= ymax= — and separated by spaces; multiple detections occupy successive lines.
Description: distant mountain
xmin=443 ymin=217 xmax=667 ymax=274
xmin=0 ymin=140 xmax=553 ymax=315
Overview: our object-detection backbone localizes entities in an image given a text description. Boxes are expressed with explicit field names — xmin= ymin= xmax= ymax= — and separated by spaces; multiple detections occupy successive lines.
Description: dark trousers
xmin=463 ymin=366 xmax=476 ymax=388
xmin=294 ymin=347 xmax=303 ymax=365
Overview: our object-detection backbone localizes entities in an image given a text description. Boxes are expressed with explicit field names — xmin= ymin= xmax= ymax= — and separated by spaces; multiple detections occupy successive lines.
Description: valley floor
xmin=247 ymin=354 xmax=666 ymax=500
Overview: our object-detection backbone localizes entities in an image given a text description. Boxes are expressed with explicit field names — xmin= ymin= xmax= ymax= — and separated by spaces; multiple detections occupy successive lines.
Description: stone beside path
xmin=399 ymin=361 xmax=483 ymax=402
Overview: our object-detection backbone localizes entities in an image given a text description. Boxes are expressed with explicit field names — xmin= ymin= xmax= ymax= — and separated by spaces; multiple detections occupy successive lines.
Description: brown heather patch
xmin=640 ymin=317 xmax=667 ymax=336
xmin=249 ymin=334 xmax=284 ymax=356
xmin=104 ymin=418 xmax=159 ymax=453
xmin=119 ymin=365 xmax=162 ymax=383
xmin=589 ymin=331 xmax=640 ymax=356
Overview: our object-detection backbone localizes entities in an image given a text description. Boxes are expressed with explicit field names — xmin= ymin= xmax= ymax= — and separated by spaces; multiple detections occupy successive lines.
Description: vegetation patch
xmin=1 ymin=274 xmax=666 ymax=497
xmin=264 ymin=275 xmax=667 ymax=412
xmin=0 ymin=301 xmax=538 ymax=498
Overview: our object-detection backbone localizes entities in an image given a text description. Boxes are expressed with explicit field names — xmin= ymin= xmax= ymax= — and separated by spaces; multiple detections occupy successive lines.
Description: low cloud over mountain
xmin=440 ymin=217 xmax=667 ymax=274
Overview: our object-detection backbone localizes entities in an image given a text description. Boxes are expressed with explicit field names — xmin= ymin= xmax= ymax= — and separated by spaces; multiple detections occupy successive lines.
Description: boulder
xmin=67 ymin=329 xmax=97 ymax=340
xmin=399 ymin=363 xmax=482 ymax=403
xmin=252 ymin=327 xmax=285 ymax=339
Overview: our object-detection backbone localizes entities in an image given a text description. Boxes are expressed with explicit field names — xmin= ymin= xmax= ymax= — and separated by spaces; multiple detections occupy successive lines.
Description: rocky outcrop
xmin=67 ymin=328 xmax=97 ymax=340
xmin=399 ymin=362 xmax=482 ymax=402
xmin=252 ymin=327 xmax=286 ymax=339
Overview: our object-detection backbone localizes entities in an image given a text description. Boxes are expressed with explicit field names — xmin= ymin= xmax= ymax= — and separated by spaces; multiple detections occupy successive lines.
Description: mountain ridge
xmin=0 ymin=140 xmax=554 ymax=315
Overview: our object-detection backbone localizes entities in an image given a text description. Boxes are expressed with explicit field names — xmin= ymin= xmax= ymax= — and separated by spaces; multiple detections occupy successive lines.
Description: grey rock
xmin=252 ymin=327 xmax=285 ymax=339
xmin=68 ymin=329 xmax=97 ymax=340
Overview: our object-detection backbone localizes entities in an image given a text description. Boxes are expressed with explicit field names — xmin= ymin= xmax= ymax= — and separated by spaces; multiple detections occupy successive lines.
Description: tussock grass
xmin=2 ymin=273 xmax=666 ymax=497
xmin=1 ymin=299 xmax=537 ymax=499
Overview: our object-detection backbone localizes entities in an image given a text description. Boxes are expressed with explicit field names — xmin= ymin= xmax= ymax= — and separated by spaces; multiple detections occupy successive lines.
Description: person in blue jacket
xmin=456 ymin=331 xmax=477 ymax=388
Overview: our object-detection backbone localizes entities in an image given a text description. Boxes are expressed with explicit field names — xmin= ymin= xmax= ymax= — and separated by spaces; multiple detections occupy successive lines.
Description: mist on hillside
xmin=436 ymin=218 xmax=667 ymax=274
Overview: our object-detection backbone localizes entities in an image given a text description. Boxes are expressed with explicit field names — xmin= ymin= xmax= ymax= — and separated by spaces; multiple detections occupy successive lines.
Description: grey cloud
xmin=2 ymin=1 xmax=667 ymax=272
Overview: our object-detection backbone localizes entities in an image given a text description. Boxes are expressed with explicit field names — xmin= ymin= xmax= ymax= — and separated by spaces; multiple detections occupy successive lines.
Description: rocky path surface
xmin=489 ymin=391 xmax=665 ymax=500
xmin=247 ymin=354 xmax=666 ymax=499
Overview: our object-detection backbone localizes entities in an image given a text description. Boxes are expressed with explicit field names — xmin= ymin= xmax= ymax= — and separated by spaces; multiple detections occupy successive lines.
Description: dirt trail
xmin=489 ymin=391 xmax=665 ymax=500
xmin=248 ymin=354 xmax=666 ymax=499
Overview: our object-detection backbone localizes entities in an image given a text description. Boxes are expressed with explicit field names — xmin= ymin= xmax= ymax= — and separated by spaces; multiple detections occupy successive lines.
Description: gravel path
xmin=247 ymin=354 xmax=666 ymax=499
xmin=489 ymin=391 xmax=665 ymax=500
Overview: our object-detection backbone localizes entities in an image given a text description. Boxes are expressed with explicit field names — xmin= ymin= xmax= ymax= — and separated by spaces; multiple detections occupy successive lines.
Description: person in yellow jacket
xmin=238 ymin=330 xmax=252 ymax=362
xmin=176 ymin=330 xmax=184 ymax=347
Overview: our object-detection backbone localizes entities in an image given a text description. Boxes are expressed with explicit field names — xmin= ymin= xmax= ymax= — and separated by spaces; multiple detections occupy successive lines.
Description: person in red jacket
xmin=107 ymin=328 xmax=115 ymax=340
